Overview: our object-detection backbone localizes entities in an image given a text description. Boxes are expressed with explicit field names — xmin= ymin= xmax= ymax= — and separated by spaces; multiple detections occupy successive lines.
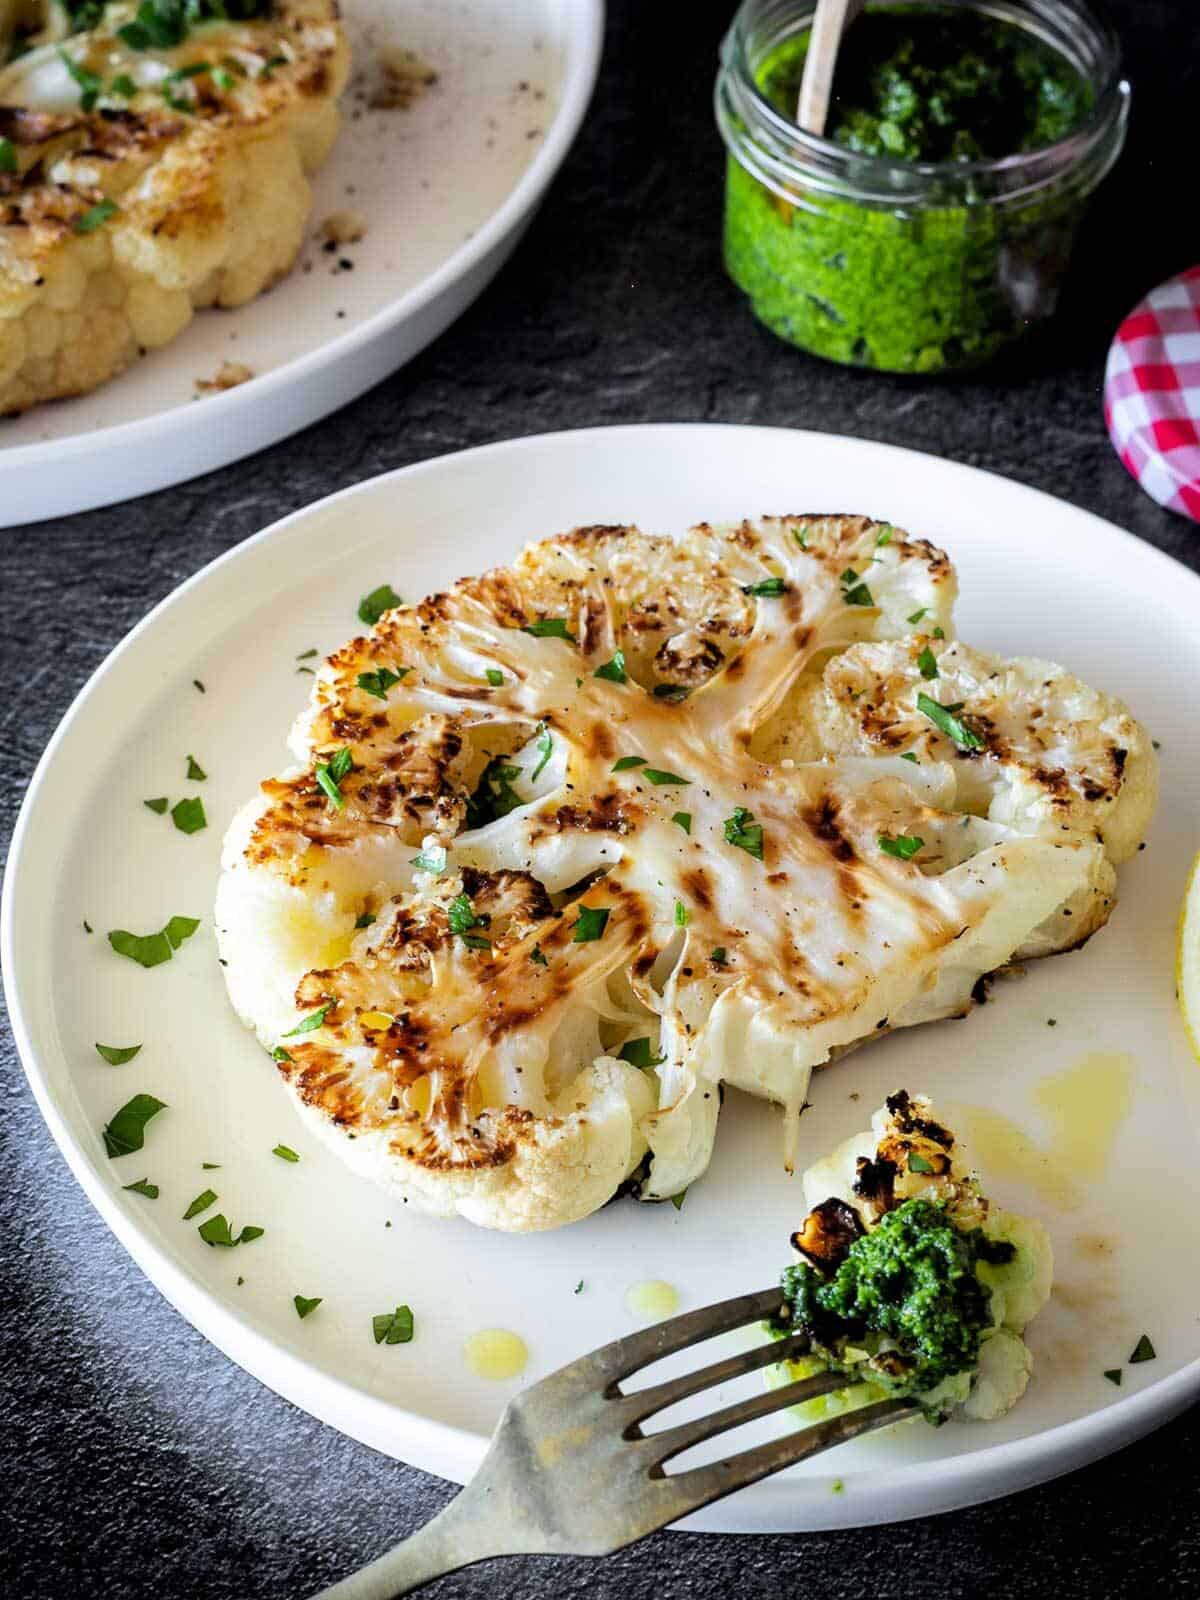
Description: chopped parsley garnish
xmin=110 ymin=73 xmax=137 ymax=97
xmin=59 ymin=48 xmax=102 ymax=110
xmin=448 ymin=894 xmax=491 ymax=949
xmin=284 ymin=1003 xmax=331 ymax=1036
xmin=315 ymin=746 xmax=353 ymax=808
xmin=273 ymin=1144 xmax=300 ymax=1163
xmin=743 ymin=577 xmax=789 ymax=597
xmin=95 ymin=1042 xmax=142 ymax=1065
xmin=530 ymin=944 xmax=548 ymax=967
xmin=1104 ymin=1368 xmax=1122 ymax=1386
xmin=878 ymin=832 xmax=924 ymax=861
xmin=183 ymin=1188 xmax=218 ymax=1220
xmin=671 ymin=1189 xmax=687 ymax=1211
xmin=123 ymin=1177 xmax=159 ymax=1198
xmin=840 ymin=568 xmax=874 ymax=607
xmin=916 ymin=646 xmax=939 ymax=680
xmin=355 ymin=912 xmax=376 ymax=928
xmin=618 ymin=1037 xmax=664 ymax=1068
xmin=523 ymin=617 xmax=575 ymax=642
xmin=294 ymin=1295 xmax=322 ymax=1319
xmin=108 ymin=915 xmax=199 ymax=968
xmin=356 ymin=666 xmax=408 ymax=700
xmin=723 ymin=806 xmax=764 ymax=860
xmin=652 ymin=683 xmax=690 ymax=703
xmin=357 ymin=583 xmax=402 ymax=624
xmin=574 ymin=1280 xmax=584 ymax=1294
xmin=594 ymin=651 xmax=627 ymax=684
xmin=198 ymin=1214 xmax=264 ymax=1248
xmin=900 ymin=752 xmax=919 ymax=764
xmin=143 ymin=797 xmax=168 ymax=814
xmin=296 ymin=647 xmax=318 ymax=660
xmin=373 ymin=1305 xmax=415 ymax=1344
xmin=711 ymin=946 xmax=728 ymax=966
xmin=171 ymin=796 xmax=206 ymax=835
xmin=272 ymin=1046 xmax=293 ymax=1062
xmin=932 ymin=626 xmax=945 ymax=639
xmin=671 ymin=811 xmax=692 ymax=834
xmin=643 ymin=768 xmax=690 ymax=787
xmin=674 ymin=900 xmax=689 ymax=928
xmin=202 ymin=1162 xmax=220 ymax=1170
xmin=917 ymin=692 xmax=983 ymax=751
xmin=83 ymin=920 xmax=93 ymax=934
xmin=1129 ymin=1334 xmax=1156 ymax=1364
xmin=485 ymin=668 xmax=505 ymax=687
xmin=410 ymin=844 xmax=447 ymax=874
xmin=572 ymin=905 xmax=610 ymax=942
xmin=907 ymin=1151 xmax=934 ymax=1174
xmin=465 ymin=757 xmax=524 ymax=827
xmin=530 ymin=722 xmax=554 ymax=782
xmin=612 ymin=755 xmax=646 ymax=772
xmin=907 ymin=608 xmax=927 ymax=625
xmin=73 ymin=198 xmax=118 ymax=234
xmin=875 ymin=526 xmax=893 ymax=546
xmin=103 ymin=1093 xmax=166 ymax=1158
xmin=0 ymin=137 xmax=17 ymax=173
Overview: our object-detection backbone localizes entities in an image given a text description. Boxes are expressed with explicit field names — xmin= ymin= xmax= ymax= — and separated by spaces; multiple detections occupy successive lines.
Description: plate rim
xmin=0 ymin=0 xmax=605 ymax=486
xmin=5 ymin=421 xmax=1198 ymax=1532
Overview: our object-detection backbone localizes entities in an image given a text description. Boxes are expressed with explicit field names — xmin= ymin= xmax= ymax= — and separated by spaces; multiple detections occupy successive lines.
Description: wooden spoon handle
xmin=796 ymin=0 xmax=867 ymax=135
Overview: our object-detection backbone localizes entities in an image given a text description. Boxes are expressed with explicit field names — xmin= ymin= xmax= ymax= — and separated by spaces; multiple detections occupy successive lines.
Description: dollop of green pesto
xmin=760 ymin=9 xmax=1089 ymax=163
xmin=723 ymin=5 xmax=1094 ymax=373
xmin=778 ymin=1198 xmax=1014 ymax=1395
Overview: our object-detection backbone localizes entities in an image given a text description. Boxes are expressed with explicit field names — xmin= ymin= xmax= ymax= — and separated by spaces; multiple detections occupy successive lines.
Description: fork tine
xmin=617 ymin=1329 xmax=815 ymax=1427
xmin=637 ymin=1367 xmax=855 ymax=1463
xmin=656 ymin=1397 xmax=918 ymax=1520
xmin=562 ymin=1286 xmax=786 ymax=1389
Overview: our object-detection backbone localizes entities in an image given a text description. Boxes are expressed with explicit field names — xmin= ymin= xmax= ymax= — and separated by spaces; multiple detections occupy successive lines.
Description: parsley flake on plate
xmin=108 ymin=913 xmax=200 ymax=967
xmin=916 ymin=646 xmax=939 ymax=681
xmin=485 ymin=668 xmax=505 ymax=687
xmin=358 ymin=584 xmax=402 ymax=625
xmin=410 ymin=844 xmax=447 ymax=875
xmin=103 ymin=1093 xmax=167 ymax=1158
xmin=907 ymin=1152 xmax=934 ymax=1174
xmin=671 ymin=1189 xmax=686 ymax=1211
xmin=143 ymin=797 xmax=168 ymax=815
xmin=448 ymin=894 xmax=491 ymax=949
xmin=674 ymin=900 xmax=690 ymax=928
xmin=183 ymin=1188 xmax=218 ymax=1220
xmin=171 ymin=796 xmax=206 ymax=835
xmin=185 ymin=755 xmax=207 ymax=781
xmin=1104 ymin=1368 xmax=1122 ymax=1386
xmin=273 ymin=1144 xmax=300 ymax=1163
xmin=742 ymin=577 xmax=788 ymax=598
xmin=198 ymin=1214 xmax=264 ymax=1247
xmin=671 ymin=811 xmax=692 ymax=834
xmin=315 ymin=746 xmax=353 ymax=808
xmin=123 ymin=1177 xmax=159 ymax=1199
xmin=612 ymin=755 xmax=646 ymax=772
xmin=840 ymin=567 xmax=874 ymax=608
xmin=643 ymin=768 xmax=690 ymax=787
xmin=294 ymin=1294 xmax=322 ymax=1319
xmin=373 ymin=1305 xmax=414 ymax=1345
xmin=95 ymin=1042 xmax=142 ymax=1065
xmin=530 ymin=723 xmax=554 ymax=782
xmin=618 ymin=1037 xmax=664 ymax=1068
xmin=1129 ymin=1334 xmax=1156 ymax=1364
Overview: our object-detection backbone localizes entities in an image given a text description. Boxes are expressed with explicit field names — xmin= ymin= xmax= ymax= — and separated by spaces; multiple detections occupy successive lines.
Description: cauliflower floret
xmin=0 ymin=0 xmax=349 ymax=414
xmin=769 ymin=1093 xmax=1051 ymax=1424
xmin=217 ymin=518 xmax=1146 ymax=1232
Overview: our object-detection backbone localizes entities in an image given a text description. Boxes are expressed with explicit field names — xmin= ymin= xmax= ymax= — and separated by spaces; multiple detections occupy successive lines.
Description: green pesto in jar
xmin=723 ymin=5 xmax=1094 ymax=373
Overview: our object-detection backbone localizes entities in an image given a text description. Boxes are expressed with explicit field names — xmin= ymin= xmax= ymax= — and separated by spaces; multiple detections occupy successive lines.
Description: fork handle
xmin=311 ymin=1480 xmax=518 ymax=1599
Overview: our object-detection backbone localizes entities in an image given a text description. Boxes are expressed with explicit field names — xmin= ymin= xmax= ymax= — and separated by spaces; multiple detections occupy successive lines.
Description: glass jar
xmin=715 ymin=0 xmax=1130 ymax=374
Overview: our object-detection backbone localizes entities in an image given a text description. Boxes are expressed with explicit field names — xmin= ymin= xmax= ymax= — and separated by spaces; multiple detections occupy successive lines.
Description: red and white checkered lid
xmin=1104 ymin=266 xmax=1200 ymax=522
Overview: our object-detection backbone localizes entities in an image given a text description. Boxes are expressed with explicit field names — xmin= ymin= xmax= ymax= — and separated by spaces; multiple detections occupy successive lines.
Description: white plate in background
xmin=0 ymin=0 xmax=603 ymax=526
xmin=5 ymin=424 xmax=1199 ymax=1531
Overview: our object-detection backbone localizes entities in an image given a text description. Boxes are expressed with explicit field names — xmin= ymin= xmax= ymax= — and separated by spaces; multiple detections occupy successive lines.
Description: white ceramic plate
xmin=0 ymin=0 xmax=602 ymax=528
xmin=6 ymin=424 xmax=1200 ymax=1533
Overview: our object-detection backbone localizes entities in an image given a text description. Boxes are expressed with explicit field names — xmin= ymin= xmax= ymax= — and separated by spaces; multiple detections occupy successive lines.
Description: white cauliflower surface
xmin=0 ymin=0 xmax=349 ymax=414
xmin=215 ymin=515 xmax=1155 ymax=1232
xmin=774 ymin=1091 xmax=1053 ymax=1423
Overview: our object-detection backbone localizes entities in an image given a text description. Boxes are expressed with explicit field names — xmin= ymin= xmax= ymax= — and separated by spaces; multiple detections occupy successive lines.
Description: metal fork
xmin=315 ymin=1286 xmax=916 ymax=1598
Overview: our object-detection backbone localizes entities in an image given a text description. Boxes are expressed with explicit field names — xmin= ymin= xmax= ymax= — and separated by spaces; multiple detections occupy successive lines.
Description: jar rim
xmin=721 ymin=0 xmax=1128 ymax=189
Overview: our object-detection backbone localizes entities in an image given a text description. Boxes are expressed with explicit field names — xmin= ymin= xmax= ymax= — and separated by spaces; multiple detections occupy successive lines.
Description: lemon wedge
xmin=1177 ymin=851 xmax=1200 ymax=1062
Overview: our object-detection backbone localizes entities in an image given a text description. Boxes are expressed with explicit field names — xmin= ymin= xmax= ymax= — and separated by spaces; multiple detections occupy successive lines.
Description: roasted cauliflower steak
xmin=216 ymin=515 xmax=1156 ymax=1232
xmin=0 ymin=0 xmax=348 ymax=415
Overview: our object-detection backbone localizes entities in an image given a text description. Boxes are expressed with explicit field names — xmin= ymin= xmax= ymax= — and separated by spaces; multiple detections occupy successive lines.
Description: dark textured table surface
xmin=2 ymin=2 xmax=1197 ymax=1596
